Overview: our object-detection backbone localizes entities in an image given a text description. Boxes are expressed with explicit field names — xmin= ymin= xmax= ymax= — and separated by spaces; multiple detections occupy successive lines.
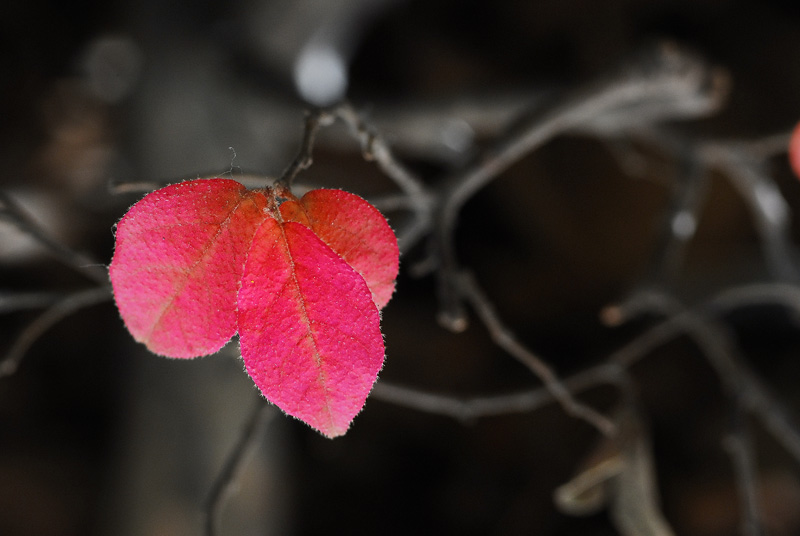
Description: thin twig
xmin=677 ymin=305 xmax=800 ymax=464
xmin=372 ymin=363 xmax=624 ymax=423
xmin=276 ymin=109 xmax=333 ymax=188
xmin=707 ymin=282 xmax=800 ymax=320
xmin=724 ymin=408 xmax=764 ymax=536
xmin=373 ymin=295 xmax=751 ymax=425
xmin=645 ymin=152 xmax=710 ymax=283
xmin=333 ymin=102 xmax=435 ymax=253
xmin=440 ymin=44 xmax=724 ymax=221
xmin=604 ymin=406 xmax=677 ymax=536
xmin=0 ymin=286 xmax=112 ymax=378
xmin=458 ymin=271 xmax=617 ymax=436
xmin=373 ymin=286 xmax=782 ymax=426
xmin=0 ymin=291 xmax=66 ymax=314
xmin=204 ymin=399 xmax=275 ymax=536
xmin=626 ymin=127 xmax=800 ymax=283
xmin=109 ymin=174 xmax=276 ymax=194
xmin=701 ymin=144 xmax=798 ymax=281
xmin=0 ymin=192 xmax=109 ymax=285
xmin=731 ymin=131 xmax=792 ymax=159
xmin=611 ymin=290 xmax=800 ymax=464
xmin=334 ymin=102 xmax=430 ymax=203
xmin=326 ymin=91 xmax=541 ymax=164
xmin=433 ymin=43 xmax=727 ymax=331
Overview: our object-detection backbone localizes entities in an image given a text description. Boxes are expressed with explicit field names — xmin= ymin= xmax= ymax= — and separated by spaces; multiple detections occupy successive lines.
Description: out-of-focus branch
xmin=204 ymin=399 xmax=275 ymax=536
xmin=109 ymin=174 xmax=278 ymax=194
xmin=701 ymin=143 xmax=798 ymax=281
xmin=333 ymin=102 xmax=435 ymax=252
xmin=372 ymin=299 xmax=716 ymax=425
xmin=609 ymin=406 xmax=676 ymax=536
xmin=605 ymin=288 xmax=800 ymax=536
xmin=457 ymin=271 xmax=616 ymax=436
xmin=433 ymin=43 xmax=728 ymax=331
xmin=0 ymin=291 xmax=66 ymax=314
xmin=440 ymin=44 xmax=726 ymax=215
xmin=644 ymin=154 xmax=709 ymax=283
xmin=610 ymin=289 xmax=800 ymax=463
xmin=374 ymin=281 xmax=791 ymax=426
xmin=621 ymin=125 xmax=799 ymax=284
xmin=372 ymin=363 xmax=624 ymax=423
xmin=334 ymin=103 xmax=430 ymax=202
xmin=276 ymin=109 xmax=334 ymax=188
xmin=355 ymin=91 xmax=543 ymax=164
xmin=707 ymin=282 xmax=800 ymax=320
xmin=724 ymin=409 xmax=764 ymax=536
xmin=0 ymin=286 xmax=112 ymax=378
xmin=0 ymin=192 xmax=109 ymax=285
xmin=556 ymin=406 xmax=676 ymax=536
xmin=372 ymin=278 xmax=800 ymax=530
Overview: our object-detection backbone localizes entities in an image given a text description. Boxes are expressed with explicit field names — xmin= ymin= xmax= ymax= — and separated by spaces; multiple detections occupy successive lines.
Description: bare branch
xmin=0 ymin=287 xmax=112 ymax=378
xmin=333 ymin=102 xmax=435 ymax=253
xmin=375 ymin=282 xmax=800 ymax=429
xmin=724 ymin=410 xmax=764 ymax=536
xmin=708 ymin=282 xmax=800 ymax=320
xmin=609 ymin=290 xmax=800 ymax=464
xmin=736 ymin=131 xmax=793 ymax=159
xmin=698 ymin=142 xmax=799 ymax=281
xmin=276 ymin=109 xmax=334 ymax=188
xmin=0 ymin=192 xmax=109 ymax=285
xmin=457 ymin=272 xmax=617 ymax=436
xmin=433 ymin=43 xmax=728 ymax=330
xmin=204 ymin=399 xmax=275 ymax=536
xmin=0 ymin=291 xmax=66 ymax=314
xmin=330 ymin=91 xmax=541 ymax=164
xmin=645 ymin=154 xmax=710 ymax=283
xmin=609 ymin=407 xmax=677 ymax=536
xmin=109 ymin=174 xmax=277 ymax=194
xmin=372 ymin=362 xmax=624 ymax=423
xmin=622 ymin=127 xmax=799 ymax=283
xmin=334 ymin=102 xmax=431 ymax=203
xmin=440 ymin=44 xmax=725 ymax=219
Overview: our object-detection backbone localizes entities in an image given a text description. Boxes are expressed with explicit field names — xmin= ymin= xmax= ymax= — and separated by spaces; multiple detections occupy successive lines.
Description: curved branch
xmin=204 ymin=400 xmax=275 ymax=536
xmin=433 ymin=43 xmax=728 ymax=330
xmin=1 ymin=286 xmax=112 ymax=378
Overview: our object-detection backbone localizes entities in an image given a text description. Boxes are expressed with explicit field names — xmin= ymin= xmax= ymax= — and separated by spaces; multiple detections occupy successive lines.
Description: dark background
xmin=3 ymin=0 xmax=800 ymax=534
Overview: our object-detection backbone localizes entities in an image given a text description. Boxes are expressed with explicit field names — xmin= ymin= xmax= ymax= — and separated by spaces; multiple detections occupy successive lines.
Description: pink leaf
xmin=279 ymin=188 xmax=399 ymax=309
xmin=238 ymin=219 xmax=384 ymax=437
xmin=109 ymin=179 xmax=267 ymax=357
xmin=109 ymin=178 xmax=397 ymax=436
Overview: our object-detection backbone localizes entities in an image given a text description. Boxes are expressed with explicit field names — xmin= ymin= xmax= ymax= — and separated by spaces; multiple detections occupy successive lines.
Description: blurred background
xmin=3 ymin=0 xmax=800 ymax=534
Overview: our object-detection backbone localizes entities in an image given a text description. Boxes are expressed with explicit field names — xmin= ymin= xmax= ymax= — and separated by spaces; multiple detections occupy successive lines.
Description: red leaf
xmin=109 ymin=178 xmax=397 ymax=436
xmin=279 ymin=188 xmax=399 ymax=309
xmin=109 ymin=179 xmax=267 ymax=357
xmin=238 ymin=219 xmax=384 ymax=437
